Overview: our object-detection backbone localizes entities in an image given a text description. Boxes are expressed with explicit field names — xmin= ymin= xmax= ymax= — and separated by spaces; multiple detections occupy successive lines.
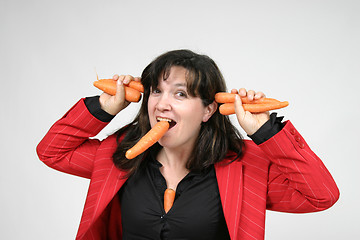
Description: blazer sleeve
xmin=258 ymin=120 xmax=339 ymax=213
xmin=36 ymin=98 xmax=109 ymax=179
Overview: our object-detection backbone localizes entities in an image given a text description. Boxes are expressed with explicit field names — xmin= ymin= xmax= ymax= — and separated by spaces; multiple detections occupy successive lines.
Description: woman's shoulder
xmin=220 ymin=140 xmax=271 ymax=170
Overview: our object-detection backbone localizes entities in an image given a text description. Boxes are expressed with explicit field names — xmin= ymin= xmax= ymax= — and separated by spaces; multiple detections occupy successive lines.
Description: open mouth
xmin=157 ymin=117 xmax=177 ymax=129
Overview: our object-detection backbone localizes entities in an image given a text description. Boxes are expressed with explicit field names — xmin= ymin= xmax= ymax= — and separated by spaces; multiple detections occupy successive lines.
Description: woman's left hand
xmin=233 ymin=88 xmax=270 ymax=136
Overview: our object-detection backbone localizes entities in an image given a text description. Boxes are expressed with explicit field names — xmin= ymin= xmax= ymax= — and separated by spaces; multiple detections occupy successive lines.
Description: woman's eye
xmin=151 ymin=88 xmax=161 ymax=94
xmin=176 ymin=91 xmax=187 ymax=98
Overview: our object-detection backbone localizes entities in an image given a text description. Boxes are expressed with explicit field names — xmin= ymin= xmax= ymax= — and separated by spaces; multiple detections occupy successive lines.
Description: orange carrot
xmin=215 ymin=92 xmax=239 ymax=103
xmin=219 ymin=101 xmax=289 ymax=115
xmin=93 ymin=79 xmax=142 ymax=102
xmin=128 ymin=80 xmax=144 ymax=93
xmin=215 ymin=92 xmax=289 ymax=115
xmin=164 ymin=188 xmax=176 ymax=213
xmin=93 ymin=79 xmax=117 ymax=95
xmin=215 ymin=92 xmax=280 ymax=104
xmin=125 ymin=121 xmax=170 ymax=159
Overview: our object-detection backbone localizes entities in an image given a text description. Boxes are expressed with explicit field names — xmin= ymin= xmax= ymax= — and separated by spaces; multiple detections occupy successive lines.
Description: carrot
xmin=219 ymin=101 xmax=289 ymax=115
xmin=125 ymin=121 xmax=170 ymax=159
xmin=164 ymin=188 xmax=176 ymax=213
xmin=215 ymin=92 xmax=280 ymax=104
xmin=93 ymin=79 xmax=117 ymax=95
xmin=215 ymin=92 xmax=240 ymax=103
xmin=215 ymin=92 xmax=289 ymax=115
xmin=128 ymin=80 xmax=144 ymax=93
xmin=93 ymin=79 xmax=142 ymax=102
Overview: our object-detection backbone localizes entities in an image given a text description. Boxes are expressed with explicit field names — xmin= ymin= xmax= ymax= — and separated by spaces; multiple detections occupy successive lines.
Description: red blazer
xmin=37 ymin=99 xmax=339 ymax=240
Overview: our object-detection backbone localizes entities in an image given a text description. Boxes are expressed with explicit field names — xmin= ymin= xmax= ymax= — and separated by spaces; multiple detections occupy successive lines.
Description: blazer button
xmin=295 ymin=135 xmax=301 ymax=142
xmin=299 ymin=142 xmax=305 ymax=149
xmin=290 ymin=129 xmax=296 ymax=135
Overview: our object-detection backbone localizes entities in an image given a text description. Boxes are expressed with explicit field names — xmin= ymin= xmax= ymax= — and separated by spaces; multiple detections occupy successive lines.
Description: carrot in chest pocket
xmin=164 ymin=188 xmax=176 ymax=213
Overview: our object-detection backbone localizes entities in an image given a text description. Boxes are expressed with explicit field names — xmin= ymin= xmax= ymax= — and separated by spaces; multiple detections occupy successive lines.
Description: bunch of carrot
xmin=215 ymin=92 xmax=289 ymax=115
xmin=93 ymin=78 xmax=144 ymax=102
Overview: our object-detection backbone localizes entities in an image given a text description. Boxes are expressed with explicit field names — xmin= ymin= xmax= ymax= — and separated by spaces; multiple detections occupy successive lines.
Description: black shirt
xmin=119 ymin=157 xmax=230 ymax=240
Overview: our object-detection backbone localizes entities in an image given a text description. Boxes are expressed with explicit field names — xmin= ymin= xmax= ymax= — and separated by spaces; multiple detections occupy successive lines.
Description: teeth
xmin=157 ymin=117 xmax=172 ymax=122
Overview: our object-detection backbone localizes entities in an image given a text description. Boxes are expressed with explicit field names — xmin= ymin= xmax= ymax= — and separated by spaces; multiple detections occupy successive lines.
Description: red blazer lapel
xmin=91 ymin=165 xmax=128 ymax=225
xmin=78 ymin=162 xmax=128 ymax=239
xmin=215 ymin=160 xmax=243 ymax=240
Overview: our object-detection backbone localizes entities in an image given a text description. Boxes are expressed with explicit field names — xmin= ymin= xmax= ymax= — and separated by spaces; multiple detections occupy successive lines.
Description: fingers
xmin=238 ymin=88 xmax=266 ymax=101
xmin=113 ymin=74 xmax=138 ymax=84
xmin=112 ymin=74 xmax=136 ymax=101
xmin=112 ymin=74 xmax=119 ymax=81
xmin=239 ymin=88 xmax=247 ymax=97
xmin=233 ymin=89 xmax=270 ymax=135
xmin=115 ymin=75 xmax=136 ymax=100
xmin=123 ymin=75 xmax=134 ymax=85
xmin=99 ymin=74 xmax=138 ymax=115
xmin=254 ymin=91 xmax=265 ymax=100
xmin=230 ymin=88 xmax=238 ymax=94
xmin=247 ymin=90 xmax=256 ymax=101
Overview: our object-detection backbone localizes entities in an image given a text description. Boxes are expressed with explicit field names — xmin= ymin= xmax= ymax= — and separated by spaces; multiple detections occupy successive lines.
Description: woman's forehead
xmin=157 ymin=66 xmax=189 ymax=86
xmin=162 ymin=66 xmax=187 ymax=79
xmin=149 ymin=65 xmax=200 ymax=97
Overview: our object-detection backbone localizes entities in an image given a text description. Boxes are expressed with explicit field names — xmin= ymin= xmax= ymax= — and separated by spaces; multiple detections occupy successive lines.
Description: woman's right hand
xmin=99 ymin=75 xmax=140 ymax=115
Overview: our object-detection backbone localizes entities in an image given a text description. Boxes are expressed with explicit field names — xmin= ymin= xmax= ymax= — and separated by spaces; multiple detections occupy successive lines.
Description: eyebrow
xmin=173 ymin=83 xmax=187 ymax=87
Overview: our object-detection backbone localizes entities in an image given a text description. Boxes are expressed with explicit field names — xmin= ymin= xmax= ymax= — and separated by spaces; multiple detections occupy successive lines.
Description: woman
xmin=37 ymin=49 xmax=339 ymax=240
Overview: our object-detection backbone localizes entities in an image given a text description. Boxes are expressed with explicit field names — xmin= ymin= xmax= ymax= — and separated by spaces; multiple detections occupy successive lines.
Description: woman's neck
xmin=158 ymin=147 xmax=190 ymax=168
xmin=157 ymin=147 xmax=191 ymax=190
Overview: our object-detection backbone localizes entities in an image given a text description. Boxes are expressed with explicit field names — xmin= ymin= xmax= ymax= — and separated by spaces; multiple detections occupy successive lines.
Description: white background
xmin=1 ymin=0 xmax=359 ymax=239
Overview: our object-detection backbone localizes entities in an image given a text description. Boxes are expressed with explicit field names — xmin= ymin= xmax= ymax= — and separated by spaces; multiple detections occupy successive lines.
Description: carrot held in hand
xmin=93 ymin=78 xmax=143 ymax=102
xmin=215 ymin=92 xmax=280 ymax=104
xmin=219 ymin=101 xmax=289 ymax=115
xmin=215 ymin=92 xmax=289 ymax=114
xmin=125 ymin=121 xmax=170 ymax=159
xmin=164 ymin=188 xmax=176 ymax=213
xmin=128 ymin=80 xmax=144 ymax=93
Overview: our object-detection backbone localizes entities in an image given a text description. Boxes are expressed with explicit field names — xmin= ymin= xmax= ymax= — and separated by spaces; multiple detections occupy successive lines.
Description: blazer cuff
xmin=84 ymin=96 xmax=115 ymax=122
xmin=257 ymin=120 xmax=310 ymax=156
xmin=248 ymin=112 xmax=284 ymax=145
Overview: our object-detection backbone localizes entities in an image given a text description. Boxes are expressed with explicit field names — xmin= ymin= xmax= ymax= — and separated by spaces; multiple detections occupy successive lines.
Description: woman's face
xmin=147 ymin=66 xmax=215 ymax=152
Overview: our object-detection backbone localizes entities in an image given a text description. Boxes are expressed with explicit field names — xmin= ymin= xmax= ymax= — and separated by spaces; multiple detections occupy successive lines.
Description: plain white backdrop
xmin=1 ymin=0 xmax=359 ymax=239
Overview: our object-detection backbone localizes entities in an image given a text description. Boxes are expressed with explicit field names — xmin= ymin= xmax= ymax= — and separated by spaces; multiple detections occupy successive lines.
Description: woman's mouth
xmin=156 ymin=117 xmax=177 ymax=129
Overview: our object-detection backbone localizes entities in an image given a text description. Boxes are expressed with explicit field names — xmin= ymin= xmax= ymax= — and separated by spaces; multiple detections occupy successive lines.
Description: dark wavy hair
xmin=112 ymin=49 xmax=243 ymax=175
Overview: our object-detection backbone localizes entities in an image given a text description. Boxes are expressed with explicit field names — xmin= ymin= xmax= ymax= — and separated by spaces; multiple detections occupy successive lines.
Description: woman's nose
xmin=156 ymin=94 xmax=171 ymax=112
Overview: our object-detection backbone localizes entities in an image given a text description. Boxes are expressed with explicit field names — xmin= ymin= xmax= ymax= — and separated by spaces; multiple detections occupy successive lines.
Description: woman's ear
xmin=202 ymin=101 xmax=218 ymax=122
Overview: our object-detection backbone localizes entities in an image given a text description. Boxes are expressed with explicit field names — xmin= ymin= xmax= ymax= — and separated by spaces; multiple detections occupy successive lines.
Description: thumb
xmin=114 ymin=79 xmax=126 ymax=103
xmin=234 ymin=94 xmax=246 ymax=121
